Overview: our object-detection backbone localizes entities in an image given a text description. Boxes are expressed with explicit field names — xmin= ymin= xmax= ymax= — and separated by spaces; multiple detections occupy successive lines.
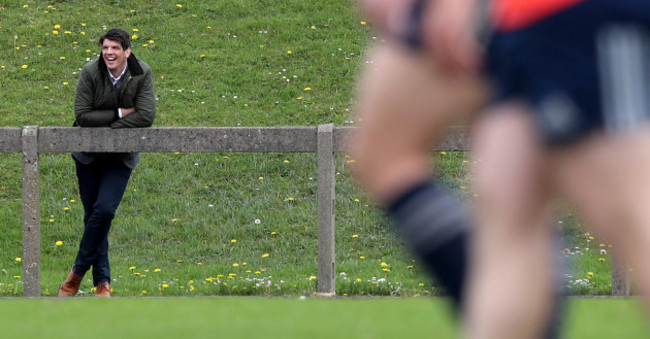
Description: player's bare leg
xmin=352 ymin=42 xmax=486 ymax=204
xmin=351 ymin=42 xmax=486 ymax=308
xmin=466 ymin=103 xmax=557 ymax=339
xmin=550 ymin=130 xmax=650 ymax=308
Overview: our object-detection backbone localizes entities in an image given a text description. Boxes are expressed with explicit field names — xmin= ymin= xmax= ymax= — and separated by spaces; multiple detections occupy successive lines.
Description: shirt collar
xmin=107 ymin=64 xmax=128 ymax=85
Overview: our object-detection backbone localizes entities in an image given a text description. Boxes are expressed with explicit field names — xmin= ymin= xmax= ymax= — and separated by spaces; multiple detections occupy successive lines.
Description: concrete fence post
xmin=317 ymin=123 xmax=336 ymax=295
xmin=611 ymin=253 xmax=630 ymax=297
xmin=21 ymin=126 xmax=41 ymax=297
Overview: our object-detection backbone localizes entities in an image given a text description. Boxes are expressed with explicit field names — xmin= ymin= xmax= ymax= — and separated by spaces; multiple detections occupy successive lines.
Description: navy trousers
xmin=73 ymin=157 xmax=132 ymax=286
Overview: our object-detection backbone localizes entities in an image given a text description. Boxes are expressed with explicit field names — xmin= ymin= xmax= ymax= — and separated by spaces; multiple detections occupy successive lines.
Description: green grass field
xmin=0 ymin=0 xmax=628 ymax=298
xmin=0 ymin=298 xmax=648 ymax=338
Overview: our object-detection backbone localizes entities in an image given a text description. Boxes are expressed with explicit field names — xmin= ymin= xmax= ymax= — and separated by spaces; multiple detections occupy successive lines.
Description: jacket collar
xmin=98 ymin=52 xmax=144 ymax=77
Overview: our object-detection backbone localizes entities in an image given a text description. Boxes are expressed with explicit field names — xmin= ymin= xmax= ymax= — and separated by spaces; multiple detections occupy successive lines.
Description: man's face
xmin=102 ymin=39 xmax=130 ymax=75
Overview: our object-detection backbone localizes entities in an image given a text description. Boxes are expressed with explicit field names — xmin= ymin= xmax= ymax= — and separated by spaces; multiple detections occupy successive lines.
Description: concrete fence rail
xmin=0 ymin=125 xmax=628 ymax=297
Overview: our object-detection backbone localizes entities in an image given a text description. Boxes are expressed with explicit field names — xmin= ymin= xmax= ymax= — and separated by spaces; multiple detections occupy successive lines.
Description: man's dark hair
xmin=99 ymin=28 xmax=131 ymax=50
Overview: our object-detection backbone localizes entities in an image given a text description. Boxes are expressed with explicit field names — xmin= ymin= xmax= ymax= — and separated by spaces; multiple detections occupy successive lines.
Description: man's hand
xmin=426 ymin=0 xmax=482 ymax=74
xmin=121 ymin=107 xmax=136 ymax=117
xmin=360 ymin=0 xmax=483 ymax=75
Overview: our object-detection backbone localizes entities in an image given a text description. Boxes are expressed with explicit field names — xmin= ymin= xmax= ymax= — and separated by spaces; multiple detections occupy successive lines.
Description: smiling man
xmin=58 ymin=28 xmax=155 ymax=298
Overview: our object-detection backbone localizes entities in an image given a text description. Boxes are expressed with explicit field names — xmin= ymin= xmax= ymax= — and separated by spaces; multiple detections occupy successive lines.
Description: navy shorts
xmin=487 ymin=0 xmax=650 ymax=145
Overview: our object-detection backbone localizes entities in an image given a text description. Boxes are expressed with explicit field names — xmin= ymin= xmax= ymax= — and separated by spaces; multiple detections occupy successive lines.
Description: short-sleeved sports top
xmin=492 ymin=0 xmax=587 ymax=31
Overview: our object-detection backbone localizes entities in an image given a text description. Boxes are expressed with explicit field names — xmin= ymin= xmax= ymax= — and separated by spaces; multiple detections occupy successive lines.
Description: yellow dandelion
xmin=304 ymin=87 xmax=311 ymax=91
xmin=599 ymin=243 xmax=606 ymax=247
xmin=15 ymin=257 xmax=22 ymax=262
xmin=176 ymin=4 xmax=183 ymax=8
xmin=132 ymin=35 xmax=138 ymax=40
xmin=154 ymin=268 xmax=161 ymax=272
xmin=162 ymin=284 xmax=169 ymax=288
xmin=55 ymin=241 xmax=63 ymax=246
xmin=1 ymin=66 xmax=5 ymax=69
xmin=283 ymin=160 xmax=290 ymax=163
xmin=284 ymin=197 xmax=294 ymax=201
xmin=81 ymin=23 xmax=86 ymax=27
xmin=231 ymin=239 xmax=237 ymax=243
xmin=262 ymin=253 xmax=270 ymax=258
xmin=356 ymin=278 xmax=362 ymax=282
xmin=232 ymin=263 xmax=239 ymax=267
xmin=129 ymin=266 xmax=136 ymax=270
xmin=259 ymin=176 xmax=264 ymax=180
xmin=383 ymin=268 xmax=389 ymax=272
xmin=354 ymin=198 xmax=360 ymax=202
xmin=176 ymin=259 xmax=183 ymax=263
xmin=308 ymin=276 xmax=317 ymax=281
xmin=53 ymin=30 xmax=59 ymax=35
xmin=407 ymin=265 xmax=414 ymax=269
xmin=141 ymin=290 xmax=147 ymax=295
xmin=133 ymin=28 xmax=139 ymax=32
xmin=149 ymin=40 xmax=154 ymax=44
xmin=22 ymin=65 xmax=28 ymax=69
xmin=54 ymin=24 xmax=61 ymax=29
xmin=380 ymin=262 xmax=388 ymax=267
xmin=172 ymin=218 xmax=178 ymax=222
xmin=64 ymin=31 xmax=71 ymax=34
xmin=297 ymin=96 xmax=303 ymax=100
xmin=418 ymin=283 xmax=425 ymax=287
xmin=70 ymin=199 xmax=75 ymax=203
xmin=599 ymin=258 xmax=606 ymax=262
xmin=63 ymin=207 xmax=69 ymax=211
xmin=359 ymin=256 xmax=365 ymax=259
xmin=49 ymin=218 xmax=54 ymax=222
xmin=589 ymin=236 xmax=595 ymax=240
xmin=63 ymin=82 xmax=69 ymax=86
xmin=271 ymin=231 xmax=277 ymax=235
xmin=287 ymin=50 xmax=293 ymax=54
xmin=352 ymin=234 xmax=359 ymax=238
xmin=361 ymin=21 xmax=367 ymax=26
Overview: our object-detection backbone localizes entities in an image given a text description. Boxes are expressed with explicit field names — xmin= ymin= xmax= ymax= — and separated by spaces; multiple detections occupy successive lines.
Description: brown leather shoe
xmin=58 ymin=270 xmax=84 ymax=297
xmin=95 ymin=282 xmax=112 ymax=297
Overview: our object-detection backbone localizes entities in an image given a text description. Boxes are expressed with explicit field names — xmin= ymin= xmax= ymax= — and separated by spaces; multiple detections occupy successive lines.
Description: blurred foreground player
xmin=452 ymin=0 xmax=650 ymax=337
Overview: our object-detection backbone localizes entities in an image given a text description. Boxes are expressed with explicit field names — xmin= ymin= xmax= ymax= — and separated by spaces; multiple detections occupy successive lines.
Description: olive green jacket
xmin=73 ymin=53 xmax=156 ymax=168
